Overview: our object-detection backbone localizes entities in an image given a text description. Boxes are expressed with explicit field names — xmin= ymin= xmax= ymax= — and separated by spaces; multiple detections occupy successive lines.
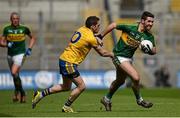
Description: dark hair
xmin=85 ymin=16 xmax=100 ymax=28
xmin=141 ymin=11 xmax=154 ymax=20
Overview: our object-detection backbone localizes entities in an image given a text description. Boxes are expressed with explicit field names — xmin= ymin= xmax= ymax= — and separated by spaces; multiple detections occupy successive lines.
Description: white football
xmin=140 ymin=40 xmax=153 ymax=51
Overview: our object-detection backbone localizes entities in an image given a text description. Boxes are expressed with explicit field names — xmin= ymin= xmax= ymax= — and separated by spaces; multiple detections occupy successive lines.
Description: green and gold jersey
xmin=113 ymin=24 xmax=155 ymax=58
xmin=3 ymin=24 xmax=31 ymax=56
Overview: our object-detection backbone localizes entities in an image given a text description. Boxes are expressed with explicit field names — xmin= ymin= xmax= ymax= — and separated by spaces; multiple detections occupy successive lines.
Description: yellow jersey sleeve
xmin=60 ymin=26 xmax=98 ymax=65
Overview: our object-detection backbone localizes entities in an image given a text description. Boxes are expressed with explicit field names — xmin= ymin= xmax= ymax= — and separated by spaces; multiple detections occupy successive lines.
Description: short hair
xmin=85 ymin=16 xmax=100 ymax=28
xmin=10 ymin=12 xmax=20 ymax=19
xmin=141 ymin=11 xmax=154 ymax=20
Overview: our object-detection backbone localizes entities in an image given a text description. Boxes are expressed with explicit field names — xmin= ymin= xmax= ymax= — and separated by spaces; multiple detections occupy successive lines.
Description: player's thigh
xmin=10 ymin=54 xmax=24 ymax=74
xmin=119 ymin=61 xmax=140 ymax=81
xmin=59 ymin=59 xmax=80 ymax=88
xmin=11 ymin=64 xmax=21 ymax=75
xmin=71 ymin=76 xmax=85 ymax=89
xmin=12 ymin=54 xmax=24 ymax=66
xmin=7 ymin=55 xmax=13 ymax=69
xmin=62 ymin=76 xmax=72 ymax=89
xmin=59 ymin=59 xmax=80 ymax=79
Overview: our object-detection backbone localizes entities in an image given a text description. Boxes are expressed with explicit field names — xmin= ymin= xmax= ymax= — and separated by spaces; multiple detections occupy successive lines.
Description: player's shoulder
xmin=19 ymin=24 xmax=30 ymax=29
xmin=127 ymin=23 xmax=138 ymax=29
xmin=2 ymin=24 xmax=11 ymax=30
xmin=78 ymin=26 xmax=91 ymax=33
xmin=78 ymin=26 xmax=94 ymax=37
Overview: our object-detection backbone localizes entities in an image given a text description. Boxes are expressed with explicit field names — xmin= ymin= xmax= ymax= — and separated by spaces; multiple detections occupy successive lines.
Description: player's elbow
xmin=99 ymin=51 xmax=108 ymax=57
xmin=99 ymin=52 xmax=105 ymax=57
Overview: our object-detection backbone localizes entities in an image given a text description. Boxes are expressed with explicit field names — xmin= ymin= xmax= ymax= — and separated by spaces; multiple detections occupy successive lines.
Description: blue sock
xmin=42 ymin=88 xmax=51 ymax=97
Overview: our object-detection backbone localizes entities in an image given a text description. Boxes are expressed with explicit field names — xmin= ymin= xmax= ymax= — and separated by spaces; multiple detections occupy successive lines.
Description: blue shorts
xmin=59 ymin=59 xmax=80 ymax=79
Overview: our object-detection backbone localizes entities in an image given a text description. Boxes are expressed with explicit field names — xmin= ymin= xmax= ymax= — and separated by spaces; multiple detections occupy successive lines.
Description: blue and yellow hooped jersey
xmin=60 ymin=26 xmax=98 ymax=65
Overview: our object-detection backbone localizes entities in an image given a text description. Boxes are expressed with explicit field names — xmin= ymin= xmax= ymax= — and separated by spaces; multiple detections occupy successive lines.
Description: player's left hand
xmin=25 ymin=48 xmax=32 ymax=56
xmin=95 ymin=34 xmax=103 ymax=40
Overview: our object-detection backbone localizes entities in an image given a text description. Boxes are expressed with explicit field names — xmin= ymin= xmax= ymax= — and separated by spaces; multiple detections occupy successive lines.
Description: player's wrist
xmin=96 ymin=34 xmax=103 ymax=40
xmin=28 ymin=48 xmax=32 ymax=51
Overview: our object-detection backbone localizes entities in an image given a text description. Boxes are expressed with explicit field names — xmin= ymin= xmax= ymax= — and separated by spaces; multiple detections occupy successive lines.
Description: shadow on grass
xmin=77 ymin=109 xmax=153 ymax=113
xmin=0 ymin=113 xmax=14 ymax=117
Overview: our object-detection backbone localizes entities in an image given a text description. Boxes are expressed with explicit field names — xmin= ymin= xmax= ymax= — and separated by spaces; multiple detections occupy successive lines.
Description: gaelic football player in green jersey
xmin=98 ymin=11 xmax=156 ymax=111
xmin=0 ymin=12 xmax=36 ymax=103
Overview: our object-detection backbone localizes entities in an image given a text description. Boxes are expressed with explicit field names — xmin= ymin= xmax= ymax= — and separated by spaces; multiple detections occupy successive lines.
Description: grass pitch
xmin=0 ymin=88 xmax=180 ymax=117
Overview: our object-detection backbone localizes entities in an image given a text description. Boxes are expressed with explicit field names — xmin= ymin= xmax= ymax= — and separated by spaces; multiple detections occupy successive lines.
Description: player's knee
xmin=63 ymin=86 xmax=71 ymax=91
xmin=132 ymin=78 xmax=140 ymax=86
xmin=132 ymin=74 xmax=140 ymax=82
xmin=115 ymin=79 xmax=125 ymax=86
xmin=119 ymin=79 xmax=125 ymax=84
xmin=79 ymin=84 xmax=86 ymax=92
xmin=12 ymin=73 xmax=19 ymax=79
xmin=61 ymin=84 xmax=71 ymax=91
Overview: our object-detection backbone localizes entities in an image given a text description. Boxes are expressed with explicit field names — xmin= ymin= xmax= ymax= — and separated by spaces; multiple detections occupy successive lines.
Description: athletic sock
xmin=106 ymin=93 xmax=113 ymax=100
xmin=137 ymin=97 xmax=143 ymax=103
xmin=64 ymin=99 xmax=73 ymax=106
xmin=42 ymin=88 xmax=51 ymax=97
xmin=17 ymin=76 xmax=25 ymax=96
xmin=104 ymin=96 xmax=111 ymax=102
xmin=132 ymin=85 xmax=142 ymax=101
xmin=13 ymin=74 xmax=22 ymax=94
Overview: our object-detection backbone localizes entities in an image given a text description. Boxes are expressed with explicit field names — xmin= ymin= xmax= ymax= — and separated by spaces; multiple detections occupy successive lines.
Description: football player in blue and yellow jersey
xmin=99 ymin=11 xmax=156 ymax=111
xmin=32 ymin=16 xmax=114 ymax=112
xmin=0 ymin=12 xmax=36 ymax=103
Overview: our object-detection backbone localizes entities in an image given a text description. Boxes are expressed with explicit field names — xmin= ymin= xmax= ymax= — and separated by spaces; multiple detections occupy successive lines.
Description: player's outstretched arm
xmin=98 ymin=22 xmax=117 ymax=39
xmin=28 ymin=33 xmax=36 ymax=49
xmin=93 ymin=45 xmax=114 ymax=58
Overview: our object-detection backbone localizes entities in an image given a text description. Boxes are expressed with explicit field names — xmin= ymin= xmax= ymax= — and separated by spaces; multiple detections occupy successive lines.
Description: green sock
xmin=13 ymin=74 xmax=24 ymax=95
xmin=132 ymin=85 xmax=142 ymax=100
xmin=106 ymin=93 xmax=113 ymax=100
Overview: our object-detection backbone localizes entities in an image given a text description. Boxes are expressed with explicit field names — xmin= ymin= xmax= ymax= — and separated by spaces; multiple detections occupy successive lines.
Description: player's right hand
xmin=7 ymin=42 xmax=14 ymax=48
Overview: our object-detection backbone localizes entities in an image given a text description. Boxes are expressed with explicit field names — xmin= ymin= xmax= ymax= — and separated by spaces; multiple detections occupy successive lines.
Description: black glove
xmin=95 ymin=34 xmax=103 ymax=40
